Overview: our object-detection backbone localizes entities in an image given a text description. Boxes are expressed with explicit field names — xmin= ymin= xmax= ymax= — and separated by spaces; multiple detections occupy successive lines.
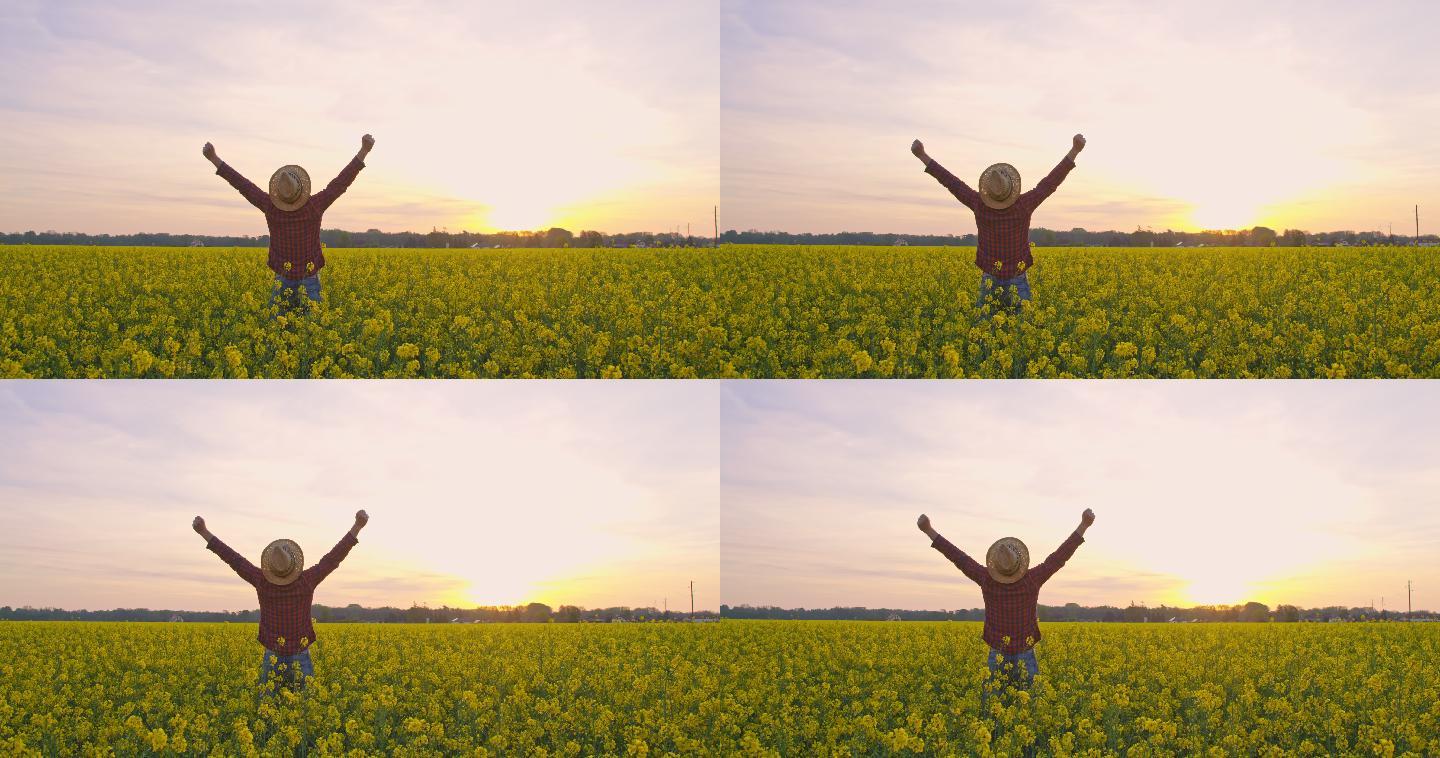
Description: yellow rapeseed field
xmin=2 ymin=244 xmax=1438 ymax=377
xmin=4 ymin=620 xmax=1437 ymax=755
xmin=0 ymin=246 xmax=731 ymax=379
xmin=721 ymin=620 xmax=1440 ymax=756
xmin=713 ymin=245 xmax=1440 ymax=378
xmin=0 ymin=621 xmax=719 ymax=756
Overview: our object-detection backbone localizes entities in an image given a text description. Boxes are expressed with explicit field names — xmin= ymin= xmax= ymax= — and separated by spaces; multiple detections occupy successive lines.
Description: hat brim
xmin=978 ymin=163 xmax=1021 ymax=210
xmin=986 ymin=537 xmax=1030 ymax=584
xmin=268 ymin=165 xmax=312 ymax=212
xmin=261 ymin=539 xmax=305 ymax=586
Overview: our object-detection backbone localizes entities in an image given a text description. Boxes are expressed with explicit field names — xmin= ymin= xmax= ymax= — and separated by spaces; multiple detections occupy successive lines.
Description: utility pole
xmin=713 ymin=206 xmax=718 ymax=248
xmin=689 ymin=580 xmax=695 ymax=619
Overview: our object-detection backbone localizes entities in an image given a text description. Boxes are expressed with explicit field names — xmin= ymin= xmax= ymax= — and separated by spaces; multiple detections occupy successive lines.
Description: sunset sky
xmin=722 ymin=0 xmax=1440 ymax=235
xmin=0 ymin=382 xmax=719 ymax=613
xmin=0 ymin=0 xmax=717 ymax=236
xmin=722 ymin=381 xmax=1440 ymax=612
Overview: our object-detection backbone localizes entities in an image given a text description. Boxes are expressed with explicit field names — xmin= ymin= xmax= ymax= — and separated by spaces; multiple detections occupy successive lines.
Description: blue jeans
xmin=984 ymin=647 xmax=1038 ymax=703
xmin=978 ymin=272 xmax=1032 ymax=313
xmin=260 ymin=648 xmax=313 ymax=692
xmin=271 ymin=274 xmax=322 ymax=314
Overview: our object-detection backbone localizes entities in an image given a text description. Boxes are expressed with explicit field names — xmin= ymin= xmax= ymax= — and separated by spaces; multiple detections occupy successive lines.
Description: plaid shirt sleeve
xmin=931 ymin=534 xmax=988 ymax=585
xmin=207 ymin=536 xmax=262 ymax=587
xmin=1026 ymin=530 xmax=1085 ymax=586
xmin=302 ymin=532 xmax=359 ymax=586
xmin=309 ymin=157 xmax=366 ymax=213
xmin=1019 ymin=156 xmax=1075 ymax=211
xmin=215 ymin=162 xmax=271 ymax=212
xmin=924 ymin=159 xmax=980 ymax=211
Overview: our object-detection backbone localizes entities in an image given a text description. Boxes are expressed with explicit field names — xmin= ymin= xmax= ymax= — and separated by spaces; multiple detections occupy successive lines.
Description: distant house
xmin=189 ymin=241 xmax=205 ymax=247
xmin=893 ymin=238 xmax=908 ymax=246
xmin=169 ymin=614 xmax=184 ymax=622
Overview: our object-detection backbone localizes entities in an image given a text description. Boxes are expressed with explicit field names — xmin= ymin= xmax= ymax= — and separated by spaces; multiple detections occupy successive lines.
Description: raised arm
xmin=303 ymin=510 xmax=367 ymax=585
xmin=310 ymin=134 xmax=372 ymax=213
xmin=919 ymin=513 xmax=987 ymax=585
xmin=204 ymin=143 xmax=270 ymax=211
xmin=1028 ymin=508 xmax=1093 ymax=585
xmin=195 ymin=516 xmax=262 ymax=587
xmin=1021 ymin=134 xmax=1084 ymax=210
xmin=913 ymin=139 xmax=980 ymax=211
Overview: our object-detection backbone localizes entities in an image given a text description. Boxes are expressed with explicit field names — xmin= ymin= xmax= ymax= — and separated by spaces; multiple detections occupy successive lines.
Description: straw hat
xmin=268 ymin=165 xmax=312 ymax=211
xmin=978 ymin=163 xmax=1021 ymax=210
xmin=261 ymin=539 xmax=305 ymax=586
xmin=986 ymin=537 xmax=1030 ymax=583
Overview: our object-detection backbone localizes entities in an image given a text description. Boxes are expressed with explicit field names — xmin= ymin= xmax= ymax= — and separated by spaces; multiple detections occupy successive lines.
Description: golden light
xmin=478 ymin=201 xmax=556 ymax=233
xmin=1186 ymin=194 xmax=1265 ymax=232
xmin=1180 ymin=574 xmax=1257 ymax=607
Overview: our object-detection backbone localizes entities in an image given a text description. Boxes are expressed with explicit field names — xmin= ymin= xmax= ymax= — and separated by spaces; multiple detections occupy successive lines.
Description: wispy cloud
xmin=722 ymin=0 xmax=1440 ymax=234
xmin=0 ymin=381 xmax=719 ymax=612
xmin=0 ymin=0 xmax=717 ymax=235
xmin=721 ymin=381 xmax=1440 ymax=611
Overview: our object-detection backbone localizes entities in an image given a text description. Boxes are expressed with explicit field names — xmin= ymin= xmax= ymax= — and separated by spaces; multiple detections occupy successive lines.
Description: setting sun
xmin=1179 ymin=575 xmax=1256 ymax=607
xmin=478 ymin=202 xmax=557 ymax=233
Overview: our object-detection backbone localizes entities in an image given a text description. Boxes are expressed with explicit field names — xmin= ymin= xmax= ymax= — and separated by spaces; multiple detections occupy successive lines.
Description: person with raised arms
xmin=911 ymin=134 xmax=1085 ymax=313
xmin=917 ymin=508 xmax=1095 ymax=699
xmin=203 ymin=135 xmax=374 ymax=313
xmin=193 ymin=510 xmax=369 ymax=692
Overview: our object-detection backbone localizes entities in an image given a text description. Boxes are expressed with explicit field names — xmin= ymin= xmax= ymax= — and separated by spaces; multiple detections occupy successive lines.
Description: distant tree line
xmin=0 ymin=228 xmax=713 ymax=249
xmin=723 ymin=227 xmax=1440 ymax=248
xmin=8 ymin=226 xmax=1438 ymax=249
xmin=0 ymin=603 xmax=720 ymax=624
xmin=721 ymin=603 xmax=1438 ymax=623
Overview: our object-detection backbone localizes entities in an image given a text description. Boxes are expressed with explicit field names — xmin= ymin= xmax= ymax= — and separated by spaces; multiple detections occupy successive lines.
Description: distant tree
xmin=556 ymin=605 xmax=582 ymax=623
xmin=1239 ymin=601 xmax=1270 ymax=622
xmin=1275 ymin=604 xmax=1301 ymax=622
xmin=576 ymin=230 xmax=604 ymax=248
xmin=1246 ymin=226 xmax=1277 ymax=247
xmin=543 ymin=227 xmax=575 ymax=248
xmin=1280 ymin=229 xmax=1306 ymax=246
xmin=522 ymin=602 xmax=552 ymax=623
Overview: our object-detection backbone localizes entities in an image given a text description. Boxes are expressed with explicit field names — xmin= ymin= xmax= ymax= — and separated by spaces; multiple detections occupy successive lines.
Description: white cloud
xmin=0 ymin=381 xmax=719 ymax=611
xmin=722 ymin=0 xmax=1440 ymax=234
xmin=0 ymin=0 xmax=718 ymax=235
xmin=721 ymin=381 xmax=1440 ymax=610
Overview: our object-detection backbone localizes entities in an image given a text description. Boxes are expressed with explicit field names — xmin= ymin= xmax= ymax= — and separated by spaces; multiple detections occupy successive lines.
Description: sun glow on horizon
xmin=473 ymin=202 xmax=559 ymax=234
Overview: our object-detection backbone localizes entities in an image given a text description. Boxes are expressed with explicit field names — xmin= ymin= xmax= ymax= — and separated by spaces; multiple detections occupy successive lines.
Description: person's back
xmin=910 ymin=135 xmax=1086 ymax=310
xmin=203 ymin=135 xmax=374 ymax=311
xmin=194 ymin=511 xmax=369 ymax=690
xmin=917 ymin=509 xmax=1094 ymax=694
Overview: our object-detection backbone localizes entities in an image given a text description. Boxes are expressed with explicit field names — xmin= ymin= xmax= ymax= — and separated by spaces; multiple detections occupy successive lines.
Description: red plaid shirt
xmin=215 ymin=157 xmax=366 ymax=281
xmin=207 ymin=532 xmax=358 ymax=655
xmin=931 ymin=530 xmax=1085 ymax=654
xmin=925 ymin=156 xmax=1075 ymax=280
